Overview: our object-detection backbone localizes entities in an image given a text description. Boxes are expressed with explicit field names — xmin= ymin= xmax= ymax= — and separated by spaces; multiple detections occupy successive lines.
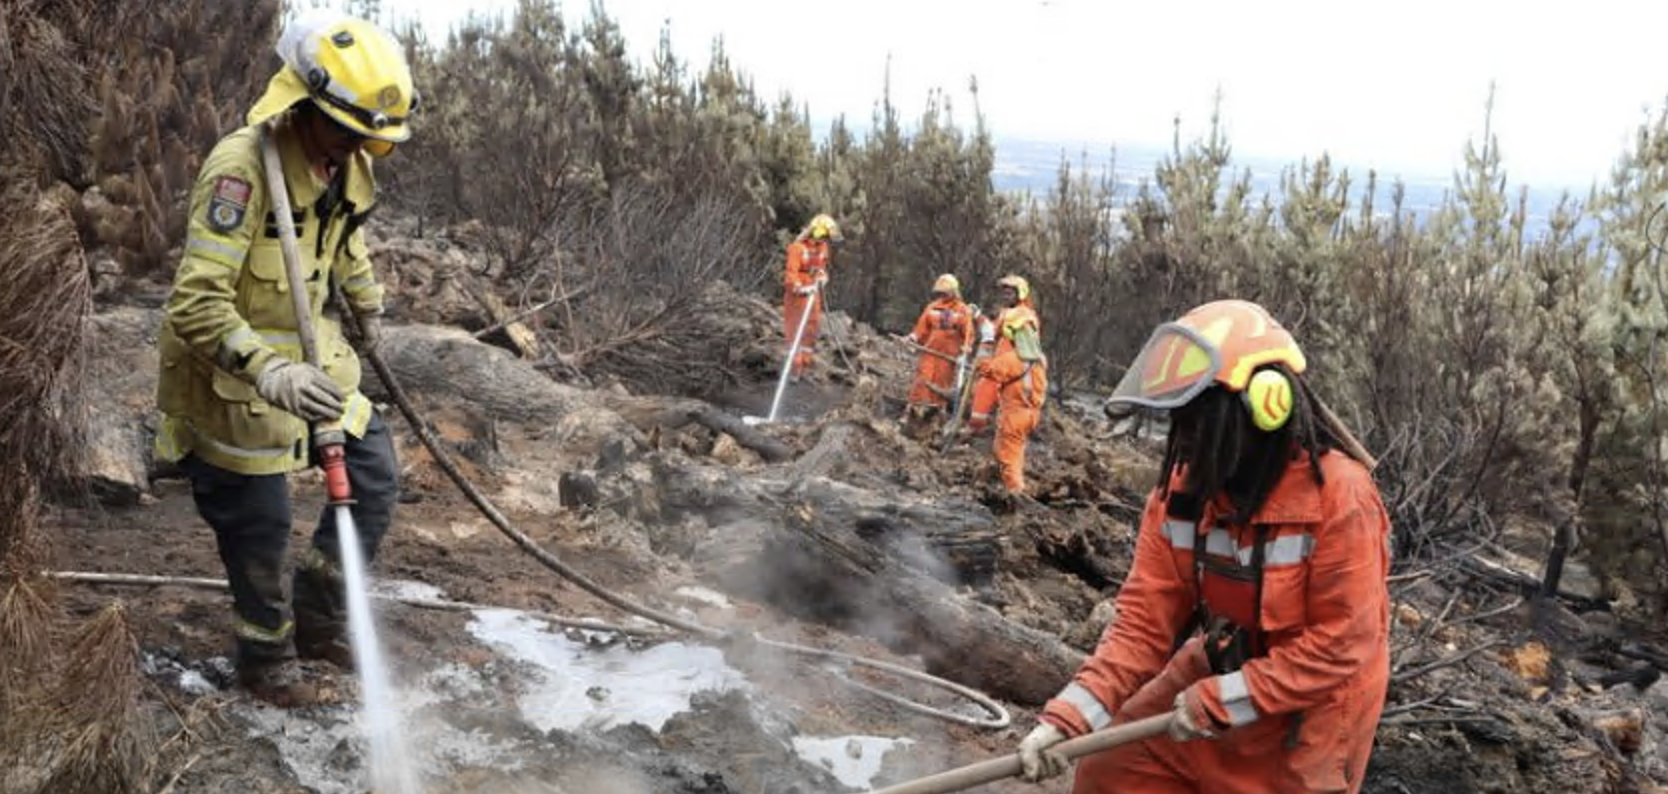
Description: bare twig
xmin=1392 ymin=640 xmax=1508 ymax=684
xmin=472 ymin=285 xmax=591 ymax=340
xmin=155 ymin=751 xmax=201 ymax=794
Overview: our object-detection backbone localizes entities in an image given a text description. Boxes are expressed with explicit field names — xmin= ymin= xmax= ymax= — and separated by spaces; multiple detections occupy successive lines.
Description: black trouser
xmin=183 ymin=413 xmax=399 ymax=665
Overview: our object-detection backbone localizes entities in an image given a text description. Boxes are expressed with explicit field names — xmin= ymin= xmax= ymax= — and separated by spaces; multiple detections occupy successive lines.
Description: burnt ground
xmin=27 ymin=227 xmax=1668 ymax=794
xmin=40 ymin=410 xmax=1063 ymax=794
xmin=42 ymin=377 xmax=1668 ymax=794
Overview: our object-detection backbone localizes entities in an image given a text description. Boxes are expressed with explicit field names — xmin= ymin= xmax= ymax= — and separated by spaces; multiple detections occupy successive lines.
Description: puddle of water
xmin=791 ymin=735 xmax=916 ymax=790
xmin=466 ymin=608 xmax=747 ymax=733
xmin=373 ymin=579 xmax=450 ymax=602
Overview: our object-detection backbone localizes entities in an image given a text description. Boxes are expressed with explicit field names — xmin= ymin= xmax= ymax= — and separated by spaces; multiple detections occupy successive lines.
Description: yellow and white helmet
xmin=932 ymin=274 xmax=960 ymax=297
xmin=249 ymin=11 xmax=417 ymax=157
xmin=996 ymin=274 xmax=1031 ymax=302
xmin=802 ymin=213 xmax=843 ymax=242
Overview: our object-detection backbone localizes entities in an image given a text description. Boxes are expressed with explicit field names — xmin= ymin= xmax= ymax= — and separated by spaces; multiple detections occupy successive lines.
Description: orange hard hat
xmin=1107 ymin=299 xmax=1306 ymax=412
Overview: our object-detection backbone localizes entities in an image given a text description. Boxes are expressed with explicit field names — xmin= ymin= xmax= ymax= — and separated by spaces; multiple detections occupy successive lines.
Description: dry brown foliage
xmin=30 ymin=602 xmax=155 ymax=794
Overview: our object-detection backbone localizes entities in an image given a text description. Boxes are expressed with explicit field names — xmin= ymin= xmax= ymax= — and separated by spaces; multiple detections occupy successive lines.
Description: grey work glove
xmin=354 ymin=312 xmax=382 ymax=352
xmin=1016 ymin=722 xmax=1069 ymax=782
xmin=1168 ymin=691 xmax=1219 ymax=743
xmin=255 ymin=359 xmax=344 ymax=422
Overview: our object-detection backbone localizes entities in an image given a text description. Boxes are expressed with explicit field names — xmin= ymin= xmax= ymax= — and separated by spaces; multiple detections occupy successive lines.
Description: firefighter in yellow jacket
xmin=153 ymin=11 xmax=414 ymax=706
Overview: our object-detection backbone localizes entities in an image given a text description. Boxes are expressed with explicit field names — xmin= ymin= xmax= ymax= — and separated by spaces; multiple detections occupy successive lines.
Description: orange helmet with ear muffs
xmin=1106 ymin=299 xmax=1305 ymax=431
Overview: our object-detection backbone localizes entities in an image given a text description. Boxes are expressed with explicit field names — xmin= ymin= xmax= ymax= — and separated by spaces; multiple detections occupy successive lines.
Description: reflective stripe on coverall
xmin=907 ymin=297 xmax=974 ymax=409
xmin=783 ymin=238 xmax=830 ymax=376
xmin=1041 ymin=451 xmax=1392 ymax=793
xmin=980 ymin=304 xmax=1045 ymax=493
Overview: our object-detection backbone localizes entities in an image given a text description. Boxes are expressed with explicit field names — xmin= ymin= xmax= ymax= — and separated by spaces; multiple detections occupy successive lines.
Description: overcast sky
xmin=377 ymin=0 xmax=1668 ymax=189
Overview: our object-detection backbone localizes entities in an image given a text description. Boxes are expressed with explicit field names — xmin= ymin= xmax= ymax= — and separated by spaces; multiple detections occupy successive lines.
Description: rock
xmin=709 ymin=433 xmax=759 ymax=468
xmin=1643 ymin=677 xmax=1668 ymax=715
xmin=560 ymin=471 xmax=600 ymax=509
xmin=1395 ymin=602 xmax=1424 ymax=628
xmin=80 ymin=307 xmax=162 ymax=504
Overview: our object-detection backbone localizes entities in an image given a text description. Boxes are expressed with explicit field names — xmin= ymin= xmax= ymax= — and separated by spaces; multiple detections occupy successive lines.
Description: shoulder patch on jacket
xmin=206 ymin=175 xmax=252 ymax=232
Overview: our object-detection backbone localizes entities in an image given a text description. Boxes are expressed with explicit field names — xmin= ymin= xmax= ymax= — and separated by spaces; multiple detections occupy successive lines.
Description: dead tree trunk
xmin=668 ymin=464 xmax=1087 ymax=706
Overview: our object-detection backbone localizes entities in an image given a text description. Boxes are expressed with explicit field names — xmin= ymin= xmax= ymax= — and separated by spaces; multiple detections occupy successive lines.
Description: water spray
xmin=262 ymin=123 xmax=421 ymax=794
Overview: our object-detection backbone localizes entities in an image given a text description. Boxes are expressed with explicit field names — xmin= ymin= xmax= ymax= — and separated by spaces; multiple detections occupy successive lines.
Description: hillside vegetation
xmin=19 ymin=0 xmax=1668 ymax=632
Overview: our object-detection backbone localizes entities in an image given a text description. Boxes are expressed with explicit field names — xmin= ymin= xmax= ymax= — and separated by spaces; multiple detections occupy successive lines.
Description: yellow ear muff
xmin=1243 ymin=369 xmax=1294 ymax=432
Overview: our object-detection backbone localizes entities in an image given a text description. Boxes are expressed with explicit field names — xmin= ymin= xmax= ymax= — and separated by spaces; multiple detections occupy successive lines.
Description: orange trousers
xmin=995 ymin=405 xmax=1038 ymax=493
xmin=1071 ymin=642 xmax=1385 ymax=794
xmin=967 ymin=374 xmax=999 ymax=430
xmin=909 ymin=353 xmax=958 ymax=408
xmin=783 ymin=291 xmax=822 ymax=376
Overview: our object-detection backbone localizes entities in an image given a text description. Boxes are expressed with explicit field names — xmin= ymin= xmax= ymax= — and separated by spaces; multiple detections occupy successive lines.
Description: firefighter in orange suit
xmin=965 ymin=304 xmax=1000 ymax=433
xmin=975 ymin=275 xmax=1046 ymax=494
xmin=905 ymin=274 xmax=975 ymax=420
xmin=783 ymin=214 xmax=841 ymax=378
xmin=1014 ymin=299 xmax=1392 ymax=794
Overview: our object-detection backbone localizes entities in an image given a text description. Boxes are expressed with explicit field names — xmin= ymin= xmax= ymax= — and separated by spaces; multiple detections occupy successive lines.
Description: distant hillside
xmin=989 ymin=137 xmax=1579 ymax=236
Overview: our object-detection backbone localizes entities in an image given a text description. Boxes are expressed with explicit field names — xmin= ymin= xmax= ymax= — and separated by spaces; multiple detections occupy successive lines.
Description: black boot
xmin=292 ymin=548 xmax=354 ymax=671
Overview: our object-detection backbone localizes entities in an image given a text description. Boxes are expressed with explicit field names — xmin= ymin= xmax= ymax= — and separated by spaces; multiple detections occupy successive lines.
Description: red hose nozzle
xmin=318 ymin=443 xmax=351 ymax=504
xmin=312 ymin=426 xmax=352 ymax=504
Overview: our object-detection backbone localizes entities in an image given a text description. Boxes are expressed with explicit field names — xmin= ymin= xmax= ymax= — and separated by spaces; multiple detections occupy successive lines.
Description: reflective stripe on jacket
xmin=155 ymin=122 xmax=383 ymax=475
xmin=1042 ymin=451 xmax=1391 ymax=752
xmin=784 ymin=239 xmax=830 ymax=291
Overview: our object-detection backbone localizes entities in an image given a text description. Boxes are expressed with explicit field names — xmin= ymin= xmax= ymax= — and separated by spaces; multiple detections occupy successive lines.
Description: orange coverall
xmin=966 ymin=313 xmax=1000 ymax=431
xmin=783 ymin=238 xmax=831 ymax=376
xmin=1041 ymin=451 xmax=1392 ymax=793
xmin=978 ymin=304 xmax=1045 ymax=493
xmin=907 ymin=297 xmax=974 ymax=410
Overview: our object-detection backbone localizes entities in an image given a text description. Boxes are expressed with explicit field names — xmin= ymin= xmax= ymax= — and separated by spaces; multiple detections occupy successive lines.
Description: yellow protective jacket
xmin=155 ymin=121 xmax=383 ymax=475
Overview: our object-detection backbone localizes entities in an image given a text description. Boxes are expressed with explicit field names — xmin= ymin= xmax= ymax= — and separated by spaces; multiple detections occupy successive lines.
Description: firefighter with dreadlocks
xmin=782 ymin=214 xmax=842 ymax=379
xmin=974 ymin=275 xmax=1046 ymax=494
xmin=1014 ymin=299 xmax=1391 ymax=793
xmin=153 ymin=11 xmax=413 ymax=706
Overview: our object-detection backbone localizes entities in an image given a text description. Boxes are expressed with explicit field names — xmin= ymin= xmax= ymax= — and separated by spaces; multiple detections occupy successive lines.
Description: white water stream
xmin=337 ymin=504 xmax=425 ymax=794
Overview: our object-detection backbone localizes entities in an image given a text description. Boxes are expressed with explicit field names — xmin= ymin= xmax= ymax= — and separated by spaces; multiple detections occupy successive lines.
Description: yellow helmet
xmin=804 ymin=213 xmax=842 ymax=242
xmin=996 ymin=274 xmax=1030 ymax=302
xmin=932 ymin=274 xmax=960 ymax=296
xmin=249 ymin=11 xmax=417 ymax=157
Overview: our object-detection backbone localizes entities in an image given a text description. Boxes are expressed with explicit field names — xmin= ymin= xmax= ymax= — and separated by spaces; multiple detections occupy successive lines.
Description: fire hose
xmin=58 ymin=291 xmax=1012 ymax=731
xmin=349 ymin=300 xmax=1010 ymax=729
